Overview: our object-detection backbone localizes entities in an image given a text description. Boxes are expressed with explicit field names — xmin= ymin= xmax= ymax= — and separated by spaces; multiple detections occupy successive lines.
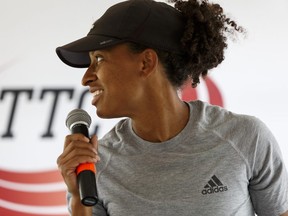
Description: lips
xmin=90 ymin=89 xmax=104 ymax=105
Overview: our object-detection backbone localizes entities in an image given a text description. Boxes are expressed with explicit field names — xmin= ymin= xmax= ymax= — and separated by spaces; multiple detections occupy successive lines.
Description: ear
xmin=140 ymin=49 xmax=158 ymax=77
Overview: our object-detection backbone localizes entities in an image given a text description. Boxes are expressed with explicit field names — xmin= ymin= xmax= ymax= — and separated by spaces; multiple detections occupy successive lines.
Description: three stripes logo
xmin=201 ymin=175 xmax=228 ymax=195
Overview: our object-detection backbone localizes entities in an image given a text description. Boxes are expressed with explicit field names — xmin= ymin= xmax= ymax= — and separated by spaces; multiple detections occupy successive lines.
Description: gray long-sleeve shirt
xmin=68 ymin=100 xmax=288 ymax=216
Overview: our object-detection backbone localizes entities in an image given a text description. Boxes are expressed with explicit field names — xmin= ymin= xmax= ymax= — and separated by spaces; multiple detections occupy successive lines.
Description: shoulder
xmin=189 ymin=100 xmax=262 ymax=131
xmin=189 ymin=100 xmax=279 ymax=162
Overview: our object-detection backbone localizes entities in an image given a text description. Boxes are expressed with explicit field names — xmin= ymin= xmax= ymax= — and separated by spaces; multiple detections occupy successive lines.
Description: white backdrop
xmin=1 ymin=0 xmax=287 ymax=215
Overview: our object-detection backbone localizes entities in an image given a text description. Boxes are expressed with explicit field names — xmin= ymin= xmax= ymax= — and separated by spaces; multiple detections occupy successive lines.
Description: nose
xmin=82 ymin=64 xmax=97 ymax=86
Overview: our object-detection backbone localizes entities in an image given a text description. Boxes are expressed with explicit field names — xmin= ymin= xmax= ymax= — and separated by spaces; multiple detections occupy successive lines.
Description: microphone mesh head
xmin=66 ymin=109 xmax=92 ymax=129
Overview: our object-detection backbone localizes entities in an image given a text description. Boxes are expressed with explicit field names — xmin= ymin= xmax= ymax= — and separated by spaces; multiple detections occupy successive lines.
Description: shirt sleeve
xmin=91 ymin=200 xmax=108 ymax=216
xmin=248 ymin=119 xmax=288 ymax=216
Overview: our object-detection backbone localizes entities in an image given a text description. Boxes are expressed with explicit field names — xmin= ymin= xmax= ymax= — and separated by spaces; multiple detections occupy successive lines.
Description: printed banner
xmin=1 ymin=0 xmax=287 ymax=215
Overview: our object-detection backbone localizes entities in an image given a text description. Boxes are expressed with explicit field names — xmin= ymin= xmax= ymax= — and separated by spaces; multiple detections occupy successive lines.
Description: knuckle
xmin=56 ymin=155 xmax=62 ymax=166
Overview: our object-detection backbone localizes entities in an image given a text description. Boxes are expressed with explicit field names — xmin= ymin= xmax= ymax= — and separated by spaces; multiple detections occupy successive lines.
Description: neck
xmin=131 ymin=89 xmax=189 ymax=143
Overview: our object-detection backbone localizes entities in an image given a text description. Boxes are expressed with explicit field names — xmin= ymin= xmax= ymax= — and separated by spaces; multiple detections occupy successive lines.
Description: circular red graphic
xmin=180 ymin=77 xmax=224 ymax=107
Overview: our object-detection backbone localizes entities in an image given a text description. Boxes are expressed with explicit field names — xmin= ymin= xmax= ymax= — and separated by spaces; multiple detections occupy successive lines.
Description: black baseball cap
xmin=56 ymin=0 xmax=185 ymax=68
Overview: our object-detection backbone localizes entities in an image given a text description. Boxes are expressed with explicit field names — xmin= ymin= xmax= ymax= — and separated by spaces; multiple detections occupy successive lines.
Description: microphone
xmin=66 ymin=108 xmax=98 ymax=206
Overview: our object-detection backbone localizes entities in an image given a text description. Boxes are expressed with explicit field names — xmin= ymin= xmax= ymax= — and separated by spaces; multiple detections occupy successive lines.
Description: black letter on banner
xmin=40 ymin=88 xmax=74 ymax=138
xmin=78 ymin=89 xmax=89 ymax=109
xmin=0 ymin=89 xmax=33 ymax=138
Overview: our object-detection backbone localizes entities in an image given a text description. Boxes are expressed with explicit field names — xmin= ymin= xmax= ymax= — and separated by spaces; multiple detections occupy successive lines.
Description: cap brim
xmin=56 ymin=35 xmax=124 ymax=68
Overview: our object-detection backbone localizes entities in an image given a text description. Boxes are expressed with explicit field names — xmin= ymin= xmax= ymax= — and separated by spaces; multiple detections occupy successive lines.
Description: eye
xmin=89 ymin=52 xmax=104 ymax=66
xmin=95 ymin=55 xmax=104 ymax=64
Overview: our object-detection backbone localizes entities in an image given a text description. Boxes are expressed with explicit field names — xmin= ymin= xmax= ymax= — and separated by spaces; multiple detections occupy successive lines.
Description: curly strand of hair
xmin=225 ymin=18 xmax=244 ymax=33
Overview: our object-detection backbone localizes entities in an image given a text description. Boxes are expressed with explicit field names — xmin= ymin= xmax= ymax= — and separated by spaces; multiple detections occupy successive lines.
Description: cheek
xmin=100 ymin=58 xmax=142 ymax=98
xmin=107 ymin=65 xmax=139 ymax=90
xmin=96 ymin=65 xmax=143 ymax=117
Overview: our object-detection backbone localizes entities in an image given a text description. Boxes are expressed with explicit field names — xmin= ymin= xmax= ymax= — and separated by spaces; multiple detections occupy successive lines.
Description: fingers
xmin=90 ymin=135 xmax=99 ymax=153
xmin=63 ymin=133 xmax=90 ymax=150
xmin=56 ymin=134 xmax=100 ymax=196
xmin=58 ymin=134 xmax=99 ymax=167
xmin=57 ymin=135 xmax=100 ymax=177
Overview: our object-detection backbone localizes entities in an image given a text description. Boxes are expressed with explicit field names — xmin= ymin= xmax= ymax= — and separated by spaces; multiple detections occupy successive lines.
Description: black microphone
xmin=66 ymin=108 xmax=98 ymax=206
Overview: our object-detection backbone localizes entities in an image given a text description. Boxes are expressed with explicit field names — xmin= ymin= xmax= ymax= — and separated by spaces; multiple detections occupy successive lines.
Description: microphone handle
xmin=71 ymin=124 xmax=89 ymax=137
xmin=71 ymin=124 xmax=98 ymax=206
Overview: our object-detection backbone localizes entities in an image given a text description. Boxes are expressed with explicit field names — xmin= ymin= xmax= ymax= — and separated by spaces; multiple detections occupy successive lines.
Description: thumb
xmin=90 ymin=134 xmax=99 ymax=153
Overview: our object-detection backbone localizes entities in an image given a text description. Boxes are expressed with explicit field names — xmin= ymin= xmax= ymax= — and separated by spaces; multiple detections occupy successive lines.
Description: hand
xmin=57 ymin=134 xmax=100 ymax=197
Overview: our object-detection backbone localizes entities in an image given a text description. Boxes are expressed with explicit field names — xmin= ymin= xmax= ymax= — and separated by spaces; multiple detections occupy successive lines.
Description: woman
xmin=56 ymin=0 xmax=288 ymax=215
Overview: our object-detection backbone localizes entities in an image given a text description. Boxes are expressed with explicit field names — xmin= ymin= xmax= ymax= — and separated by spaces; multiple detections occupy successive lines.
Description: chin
xmin=96 ymin=109 xmax=109 ymax=119
xmin=96 ymin=109 xmax=116 ymax=119
xmin=96 ymin=108 xmax=127 ymax=120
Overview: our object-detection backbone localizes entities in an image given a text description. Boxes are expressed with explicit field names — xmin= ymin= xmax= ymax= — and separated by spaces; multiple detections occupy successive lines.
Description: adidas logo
xmin=201 ymin=175 xmax=228 ymax=195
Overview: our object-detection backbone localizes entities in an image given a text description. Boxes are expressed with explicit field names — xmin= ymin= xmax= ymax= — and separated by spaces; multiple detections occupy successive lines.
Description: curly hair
xmin=129 ymin=0 xmax=244 ymax=88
